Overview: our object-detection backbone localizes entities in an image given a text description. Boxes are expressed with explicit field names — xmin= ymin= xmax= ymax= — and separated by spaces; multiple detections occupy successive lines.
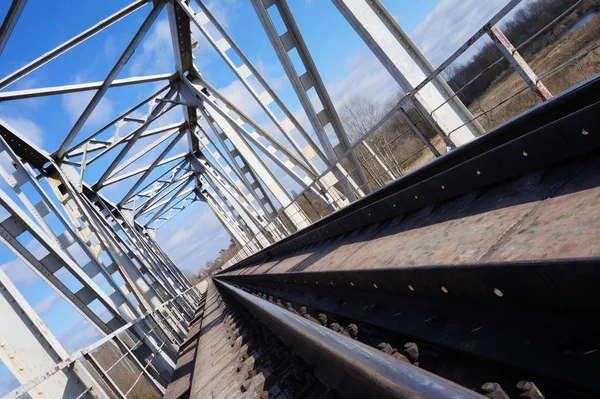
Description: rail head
xmin=216 ymin=279 xmax=487 ymax=399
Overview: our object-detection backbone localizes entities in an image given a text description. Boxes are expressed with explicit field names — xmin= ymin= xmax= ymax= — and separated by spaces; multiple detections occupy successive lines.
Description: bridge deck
xmin=226 ymin=152 xmax=600 ymax=276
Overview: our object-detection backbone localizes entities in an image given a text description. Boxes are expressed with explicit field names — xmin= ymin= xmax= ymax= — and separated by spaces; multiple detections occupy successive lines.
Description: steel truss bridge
xmin=0 ymin=0 xmax=598 ymax=398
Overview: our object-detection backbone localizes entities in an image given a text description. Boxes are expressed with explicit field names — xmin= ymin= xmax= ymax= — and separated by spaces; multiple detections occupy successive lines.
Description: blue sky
xmin=0 ymin=0 xmax=517 ymax=392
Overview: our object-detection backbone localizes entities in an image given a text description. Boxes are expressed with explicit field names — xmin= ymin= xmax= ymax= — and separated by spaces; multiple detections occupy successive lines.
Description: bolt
xmin=317 ymin=313 xmax=328 ymax=326
xmin=481 ymin=382 xmax=509 ymax=399
xmin=378 ymin=342 xmax=395 ymax=355
xmin=517 ymin=381 xmax=545 ymax=399
xmin=347 ymin=323 xmax=359 ymax=340
xmin=403 ymin=342 xmax=419 ymax=365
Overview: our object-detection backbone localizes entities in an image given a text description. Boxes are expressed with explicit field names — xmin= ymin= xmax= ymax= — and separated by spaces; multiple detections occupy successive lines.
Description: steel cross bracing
xmin=0 ymin=0 xmax=573 ymax=396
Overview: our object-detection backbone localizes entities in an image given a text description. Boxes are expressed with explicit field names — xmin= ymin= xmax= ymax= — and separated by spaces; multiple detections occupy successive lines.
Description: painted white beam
xmin=0 ymin=73 xmax=173 ymax=101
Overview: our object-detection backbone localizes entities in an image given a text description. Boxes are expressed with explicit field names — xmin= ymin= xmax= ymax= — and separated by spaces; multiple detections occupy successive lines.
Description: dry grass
xmin=468 ymin=14 xmax=600 ymax=131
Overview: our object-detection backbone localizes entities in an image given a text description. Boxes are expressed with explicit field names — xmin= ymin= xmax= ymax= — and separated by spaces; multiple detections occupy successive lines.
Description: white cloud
xmin=128 ymin=18 xmax=174 ymax=76
xmin=0 ymin=258 xmax=38 ymax=287
xmin=327 ymin=50 xmax=399 ymax=109
xmin=0 ymin=115 xmax=44 ymax=146
xmin=412 ymin=0 xmax=512 ymax=66
xmin=61 ymin=90 xmax=114 ymax=127
xmin=156 ymin=202 xmax=231 ymax=273
xmin=59 ymin=318 xmax=101 ymax=352
xmin=33 ymin=293 xmax=60 ymax=315
xmin=203 ymin=0 xmax=239 ymax=28
xmin=219 ymin=79 xmax=263 ymax=120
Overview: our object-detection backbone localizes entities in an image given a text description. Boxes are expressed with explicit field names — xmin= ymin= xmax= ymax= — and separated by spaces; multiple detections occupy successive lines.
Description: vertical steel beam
xmin=488 ymin=25 xmax=553 ymax=101
xmin=250 ymin=0 xmax=368 ymax=198
xmin=331 ymin=0 xmax=484 ymax=146
xmin=177 ymin=0 xmax=327 ymax=174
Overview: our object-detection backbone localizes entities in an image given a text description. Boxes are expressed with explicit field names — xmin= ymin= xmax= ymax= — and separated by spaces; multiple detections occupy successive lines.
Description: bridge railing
xmin=0 ymin=285 xmax=199 ymax=399
xmin=223 ymin=0 xmax=599 ymax=269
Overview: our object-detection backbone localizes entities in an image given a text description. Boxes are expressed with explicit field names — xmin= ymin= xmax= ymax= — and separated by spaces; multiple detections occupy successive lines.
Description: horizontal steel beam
xmin=0 ymin=0 xmax=151 ymax=90
xmin=0 ymin=73 xmax=174 ymax=101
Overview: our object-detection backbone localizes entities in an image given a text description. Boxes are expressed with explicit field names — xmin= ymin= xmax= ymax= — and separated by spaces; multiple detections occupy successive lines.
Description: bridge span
xmin=0 ymin=0 xmax=598 ymax=398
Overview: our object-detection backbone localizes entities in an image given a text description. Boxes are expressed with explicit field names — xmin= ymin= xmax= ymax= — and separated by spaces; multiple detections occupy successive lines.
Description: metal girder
xmin=206 ymin=198 xmax=246 ymax=248
xmin=178 ymin=0 xmax=326 ymax=174
xmin=140 ymin=187 xmax=194 ymax=216
xmin=154 ymin=197 xmax=194 ymax=229
xmin=107 ymin=128 xmax=180 ymax=182
xmin=103 ymin=152 xmax=187 ymax=187
xmin=0 ymin=268 xmax=107 ymax=399
xmin=118 ymin=129 xmax=188 ymax=205
xmin=0 ymin=190 xmax=127 ymax=334
xmin=196 ymin=159 xmax=272 ymax=246
xmin=0 ymin=0 xmax=151 ymax=90
xmin=144 ymin=183 xmax=195 ymax=228
xmin=330 ymin=0 xmax=484 ymax=146
xmin=93 ymin=89 xmax=178 ymax=189
xmin=0 ymin=0 xmax=27 ymax=56
xmin=0 ymin=73 xmax=173 ymax=102
xmin=135 ymin=174 xmax=191 ymax=217
xmin=195 ymin=108 xmax=285 ymax=229
xmin=144 ymin=177 xmax=193 ymax=226
xmin=183 ymin=77 xmax=311 ymax=229
xmin=0 ymin=124 xmax=184 ymax=381
xmin=193 ymin=145 xmax=278 ymax=236
xmin=250 ymin=0 xmax=368 ymax=199
xmin=56 ymin=2 xmax=166 ymax=159
xmin=122 ymin=158 xmax=189 ymax=206
xmin=67 ymin=122 xmax=183 ymax=159
xmin=63 ymin=84 xmax=174 ymax=158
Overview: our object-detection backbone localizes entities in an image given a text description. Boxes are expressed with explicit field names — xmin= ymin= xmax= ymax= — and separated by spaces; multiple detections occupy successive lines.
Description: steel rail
xmin=216 ymin=280 xmax=486 ymax=399
xmin=218 ymin=258 xmax=600 ymax=396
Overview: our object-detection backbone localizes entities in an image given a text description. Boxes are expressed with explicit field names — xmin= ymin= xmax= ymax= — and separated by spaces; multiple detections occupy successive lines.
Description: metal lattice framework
xmin=0 ymin=0 xmax=593 ymax=397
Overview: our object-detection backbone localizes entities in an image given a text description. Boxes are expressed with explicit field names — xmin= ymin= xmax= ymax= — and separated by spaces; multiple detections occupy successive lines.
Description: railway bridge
xmin=0 ymin=0 xmax=598 ymax=398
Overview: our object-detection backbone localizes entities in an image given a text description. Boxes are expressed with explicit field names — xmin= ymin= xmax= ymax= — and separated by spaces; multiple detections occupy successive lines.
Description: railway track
xmin=164 ymin=75 xmax=600 ymax=398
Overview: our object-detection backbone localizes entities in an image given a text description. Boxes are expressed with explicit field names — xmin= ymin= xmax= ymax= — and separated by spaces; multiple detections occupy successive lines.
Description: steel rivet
xmin=522 ymin=151 xmax=528 ymax=157
xmin=441 ymin=286 xmax=448 ymax=294
xmin=414 ymin=195 xmax=418 ymax=199
xmin=408 ymin=284 xmax=414 ymax=291
xmin=476 ymin=170 xmax=481 ymax=175
xmin=493 ymin=288 xmax=504 ymax=297
xmin=441 ymin=185 xmax=445 ymax=189
xmin=582 ymin=129 xmax=589 ymax=135
xmin=373 ymin=283 xmax=378 ymax=289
